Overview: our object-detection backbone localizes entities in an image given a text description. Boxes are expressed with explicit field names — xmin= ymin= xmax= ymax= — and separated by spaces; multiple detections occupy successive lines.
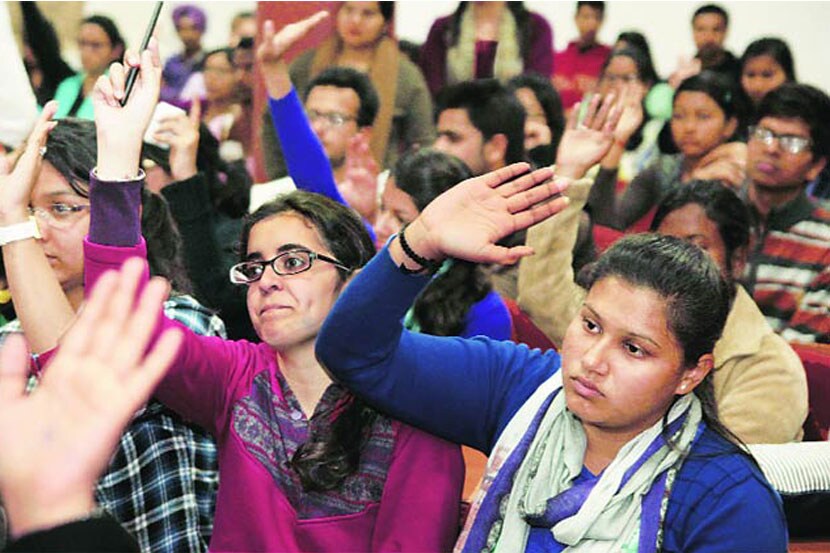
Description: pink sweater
xmin=81 ymin=176 xmax=464 ymax=552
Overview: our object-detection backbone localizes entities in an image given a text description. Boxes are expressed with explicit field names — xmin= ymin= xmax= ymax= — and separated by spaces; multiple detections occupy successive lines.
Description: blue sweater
xmin=317 ymin=246 xmax=788 ymax=553
xmin=269 ymin=89 xmax=510 ymax=341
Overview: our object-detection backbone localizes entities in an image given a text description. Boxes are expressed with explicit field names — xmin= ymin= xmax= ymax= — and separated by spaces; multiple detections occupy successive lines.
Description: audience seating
xmin=503 ymin=297 xmax=557 ymax=351
xmin=792 ymin=342 xmax=830 ymax=441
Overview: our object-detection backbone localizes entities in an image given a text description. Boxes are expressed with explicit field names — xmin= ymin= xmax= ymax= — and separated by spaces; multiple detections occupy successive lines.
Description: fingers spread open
xmin=504 ymin=176 xmax=569 ymax=213
xmin=592 ymin=93 xmax=616 ymax=130
xmin=479 ymin=162 xmax=532 ymax=190
xmin=85 ymin=258 xmax=147 ymax=367
xmin=497 ymin=166 xmax=555 ymax=199
xmin=125 ymin=327 xmax=182 ymax=407
xmin=110 ymin=275 xmax=170 ymax=375
xmin=58 ymin=270 xmax=120 ymax=361
xmin=511 ymin=195 xmax=571 ymax=231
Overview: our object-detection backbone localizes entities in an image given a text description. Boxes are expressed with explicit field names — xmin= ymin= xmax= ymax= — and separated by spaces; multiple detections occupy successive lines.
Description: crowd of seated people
xmin=1 ymin=1 xmax=829 ymax=551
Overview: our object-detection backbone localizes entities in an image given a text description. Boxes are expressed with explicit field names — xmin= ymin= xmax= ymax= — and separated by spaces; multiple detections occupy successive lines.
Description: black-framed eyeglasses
xmin=229 ymin=249 xmax=351 ymax=284
xmin=306 ymin=109 xmax=356 ymax=128
xmin=749 ymin=125 xmax=812 ymax=155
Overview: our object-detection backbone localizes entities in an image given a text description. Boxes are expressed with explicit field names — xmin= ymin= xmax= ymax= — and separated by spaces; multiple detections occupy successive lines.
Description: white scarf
xmin=446 ymin=7 xmax=523 ymax=85
xmin=458 ymin=372 xmax=702 ymax=553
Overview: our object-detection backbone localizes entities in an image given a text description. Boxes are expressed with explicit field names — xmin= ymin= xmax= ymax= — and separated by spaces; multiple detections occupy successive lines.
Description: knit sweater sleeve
xmin=85 ymin=172 xmax=254 ymax=435
xmin=316 ymin=244 xmax=560 ymax=452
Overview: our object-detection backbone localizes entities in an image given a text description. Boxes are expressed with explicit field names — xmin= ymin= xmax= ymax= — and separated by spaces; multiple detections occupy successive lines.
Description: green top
xmin=53 ymin=73 xmax=95 ymax=120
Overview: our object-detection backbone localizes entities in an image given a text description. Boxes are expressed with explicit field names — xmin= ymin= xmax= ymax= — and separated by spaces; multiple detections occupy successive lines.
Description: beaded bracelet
xmin=398 ymin=224 xmax=440 ymax=274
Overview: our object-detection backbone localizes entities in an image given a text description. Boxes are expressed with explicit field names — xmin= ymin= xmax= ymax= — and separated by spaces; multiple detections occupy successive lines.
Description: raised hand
xmin=150 ymin=97 xmax=202 ymax=188
xmin=0 ymin=258 xmax=182 ymax=539
xmin=555 ymin=93 xmax=621 ymax=179
xmin=690 ymin=142 xmax=747 ymax=189
xmin=397 ymin=163 xmax=570 ymax=267
xmin=612 ymin=82 xmax=646 ymax=146
xmin=0 ymin=102 xmax=58 ymax=225
xmin=93 ymin=38 xmax=162 ymax=180
xmin=340 ymin=133 xmax=380 ymax=222
xmin=669 ymin=56 xmax=702 ymax=89
xmin=258 ymin=12 xmax=329 ymax=98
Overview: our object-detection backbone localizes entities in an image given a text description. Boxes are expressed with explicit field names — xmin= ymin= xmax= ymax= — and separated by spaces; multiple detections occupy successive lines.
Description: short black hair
xmin=577 ymin=1 xmax=605 ymax=16
xmin=651 ymin=180 xmax=750 ymax=280
xmin=755 ymin=82 xmax=830 ymax=161
xmin=304 ymin=67 xmax=380 ymax=128
xmin=692 ymin=4 xmax=729 ymax=27
xmin=435 ymin=79 xmax=526 ymax=165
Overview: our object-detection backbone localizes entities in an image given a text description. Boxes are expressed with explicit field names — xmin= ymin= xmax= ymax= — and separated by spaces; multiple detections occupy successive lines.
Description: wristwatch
xmin=0 ymin=217 xmax=41 ymax=246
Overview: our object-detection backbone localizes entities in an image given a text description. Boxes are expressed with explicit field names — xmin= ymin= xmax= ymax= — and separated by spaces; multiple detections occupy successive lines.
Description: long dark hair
xmin=580 ymin=234 xmax=741 ymax=449
xmin=43 ymin=118 xmax=193 ymax=295
xmin=393 ymin=149 xmax=493 ymax=336
xmin=740 ymin=37 xmax=796 ymax=83
xmin=241 ymin=192 xmax=377 ymax=491
xmin=507 ymin=73 xmax=566 ymax=165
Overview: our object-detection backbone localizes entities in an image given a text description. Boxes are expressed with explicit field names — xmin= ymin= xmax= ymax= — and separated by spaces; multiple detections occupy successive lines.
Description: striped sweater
xmin=744 ymin=191 xmax=830 ymax=343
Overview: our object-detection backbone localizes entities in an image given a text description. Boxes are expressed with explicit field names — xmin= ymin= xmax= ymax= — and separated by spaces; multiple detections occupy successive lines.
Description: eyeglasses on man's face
xmin=306 ymin=109 xmax=357 ymax=128
xmin=29 ymin=203 xmax=90 ymax=230
xmin=749 ymin=125 xmax=812 ymax=155
xmin=229 ymin=249 xmax=350 ymax=284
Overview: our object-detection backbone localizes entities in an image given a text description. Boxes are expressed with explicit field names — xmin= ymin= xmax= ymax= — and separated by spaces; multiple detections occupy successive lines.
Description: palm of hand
xmin=557 ymin=127 xmax=614 ymax=171
xmin=421 ymin=183 xmax=517 ymax=263
xmin=0 ymin=357 xmax=131 ymax=507
xmin=614 ymin=102 xmax=643 ymax=143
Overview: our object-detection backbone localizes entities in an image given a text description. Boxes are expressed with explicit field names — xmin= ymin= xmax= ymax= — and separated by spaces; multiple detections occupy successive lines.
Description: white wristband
xmin=0 ymin=217 xmax=41 ymax=246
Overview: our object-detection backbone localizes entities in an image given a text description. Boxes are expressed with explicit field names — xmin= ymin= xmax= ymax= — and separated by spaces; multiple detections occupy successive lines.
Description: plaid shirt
xmin=0 ymin=294 xmax=225 ymax=553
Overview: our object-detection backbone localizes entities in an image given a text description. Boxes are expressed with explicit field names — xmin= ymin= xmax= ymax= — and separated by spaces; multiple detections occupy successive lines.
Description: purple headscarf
xmin=172 ymin=4 xmax=207 ymax=31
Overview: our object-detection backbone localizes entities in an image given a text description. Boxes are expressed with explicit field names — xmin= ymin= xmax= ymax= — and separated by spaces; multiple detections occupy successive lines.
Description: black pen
xmin=120 ymin=1 xmax=164 ymax=107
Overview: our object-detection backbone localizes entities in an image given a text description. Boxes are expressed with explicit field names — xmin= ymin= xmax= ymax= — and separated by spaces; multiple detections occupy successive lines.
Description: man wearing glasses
xmin=254 ymin=67 xmax=380 ymax=215
xmin=743 ymin=82 xmax=830 ymax=344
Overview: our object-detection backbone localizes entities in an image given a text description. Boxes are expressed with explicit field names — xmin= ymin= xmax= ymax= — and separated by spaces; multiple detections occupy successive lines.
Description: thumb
xmin=0 ymin=334 xmax=31 ymax=403
xmin=189 ymin=96 xmax=202 ymax=126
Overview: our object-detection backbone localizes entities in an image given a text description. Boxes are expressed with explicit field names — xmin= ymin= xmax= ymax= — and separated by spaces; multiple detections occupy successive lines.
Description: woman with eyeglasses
xmin=0 ymin=111 xmax=223 ymax=552
xmin=33 ymin=39 xmax=463 ymax=552
xmin=53 ymin=15 xmax=125 ymax=120
xmin=589 ymin=71 xmax=746 ymax=231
